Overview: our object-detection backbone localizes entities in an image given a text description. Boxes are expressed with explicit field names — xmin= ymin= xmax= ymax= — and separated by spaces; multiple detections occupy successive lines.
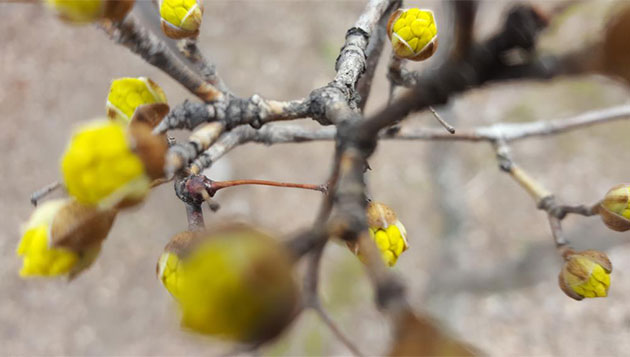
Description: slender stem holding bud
xmin=207 ymin=179 xmax=326 ymax=195
xmin=30 ymin=181 xmax=61 ymax=206
xmin=493 ymin=140 xmax=581 ymax=257
xmin=429 ymin=106 xmax=456 ymax=134
xmin=547 ymin=214 xmax=570 ymax=252
xmin=99 ymin=16 xmax=224 ymax=102
xmin=387 ymin=54 xmax=415 ymax=91
xmin=547 ymin=202 xmax=600 ymax=220
xmin=177 ymin=38 xmax=231 ymax=95
xmin=508 ymin=165 xmax=553 ymax=204
xmin=495 ymin=139 xmax=552 ymax=203
xmin=185 ymin=203 xmax=204 ymax=231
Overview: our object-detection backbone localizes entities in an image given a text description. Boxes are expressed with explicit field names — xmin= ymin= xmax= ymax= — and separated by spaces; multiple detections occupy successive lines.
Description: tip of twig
xmin=429 ymin=106 xmax=456 ymax=134
xmin=30 ymin=181 xmax=61 ymax=206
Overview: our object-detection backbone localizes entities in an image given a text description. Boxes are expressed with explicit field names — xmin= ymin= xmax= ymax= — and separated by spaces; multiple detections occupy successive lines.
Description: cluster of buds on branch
xmin=19 ymin=73 xmax=170 ymax=277
xmin=12 ymin=0 xmax=630 ymax=354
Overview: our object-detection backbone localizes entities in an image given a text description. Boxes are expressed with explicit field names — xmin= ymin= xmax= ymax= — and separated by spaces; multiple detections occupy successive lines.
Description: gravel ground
xmin=1 ymin=1 xmax=630 ymax=356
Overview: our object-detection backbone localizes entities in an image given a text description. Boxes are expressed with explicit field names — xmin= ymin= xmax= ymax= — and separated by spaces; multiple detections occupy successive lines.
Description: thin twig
xmin=185 ymin=202 xmax=204 ymax=231
xmin=429 ymin=106 xmax=456 ymax=134
xmin=177 ymin=38 xmax=231 ymax=94
xmin=182 ymin=104 xmax=630 ymax=176
xmin=207 ymin=179 xmax=327 ymax=196
xmin=506 ymin=164 xmax=553 ymax=204
xmin=546 ymin=202 xmax=600 ymax=220
xmin=547 ymin=214 xmax=570 ymax=252
xmin=30 ymin=181 xmax=61 ymax=206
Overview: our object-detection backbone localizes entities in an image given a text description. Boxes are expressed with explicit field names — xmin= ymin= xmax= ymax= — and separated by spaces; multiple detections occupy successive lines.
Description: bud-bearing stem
xmin=185 ymin=202 xmax=204 ymax=231
xmin=100 ymin=16 xmax=224 ymax=103
xmin=508 ymin=165 xmax=553 ymax=203
xmin=177 ymin=38 xmax=231 ymax=95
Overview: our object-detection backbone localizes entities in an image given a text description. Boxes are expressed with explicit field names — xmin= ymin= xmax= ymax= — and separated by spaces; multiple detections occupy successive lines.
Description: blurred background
xmin=2 ymin=0 xmax=630 ymax=355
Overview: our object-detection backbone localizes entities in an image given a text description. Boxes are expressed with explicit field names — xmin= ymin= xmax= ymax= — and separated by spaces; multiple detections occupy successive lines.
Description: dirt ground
xmin=2 ymin=1 xmax=630 ymax=356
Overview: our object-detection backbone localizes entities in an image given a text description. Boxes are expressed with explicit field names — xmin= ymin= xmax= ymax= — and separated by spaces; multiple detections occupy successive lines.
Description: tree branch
xmin=99 ymin=16 xmax=223 ymax=102
xmin=155 ymin=97 xmax=310 ymax=133
xmin=177 ymin=38 xmax=231 ymax=95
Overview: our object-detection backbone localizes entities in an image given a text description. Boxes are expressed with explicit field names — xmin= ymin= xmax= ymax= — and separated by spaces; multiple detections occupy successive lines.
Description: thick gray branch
xmin=156 ymin=97 xmax=310 ymax=133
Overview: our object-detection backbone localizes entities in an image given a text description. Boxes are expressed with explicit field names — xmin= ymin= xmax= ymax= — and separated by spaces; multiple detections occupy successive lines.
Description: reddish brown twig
xmin=207 ymin=179 xmax=327 ymax=196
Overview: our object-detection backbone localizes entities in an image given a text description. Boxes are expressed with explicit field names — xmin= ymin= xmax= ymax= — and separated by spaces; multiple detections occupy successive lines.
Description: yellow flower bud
xmin=558 ymin=250 xmax=612 ymax=300
xmin=387 ymin=8 xmax=438 ymax=61
xmin=156 ymin=231 xmax=195 ymax=299
xmin=45 ymin=0 xmax=134 ymax=24
xmin=598 ymin=184 xmax=630 ymax=232
xmin=106 ymin=77 xmax=168 ymax=124
xmin=348 ymin=202 xmax=409 ymax=267
xmin=17 ymin=199 xmax=116 ymax=279
xmin=159 ymin=0 xmax=203 ymax=39
xmin=60 ymin=120 xmax=167 ymax=209
xmin=157 ymin=226 xmax=298 ymax=343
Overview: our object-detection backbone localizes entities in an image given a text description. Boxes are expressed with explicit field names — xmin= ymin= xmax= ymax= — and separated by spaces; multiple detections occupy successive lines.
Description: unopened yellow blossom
xmin=17 ymin=200 xmax=78 ymax=277
xmin=160 ymin=0 xmax=203 ymax=39
xmin=106 ymin=77 xmax=167 ymax=124
xmin=157 ymin=252 xmax=185 ymax=298
xmin=45 ymin=0 xmax=134 ymax=24
xmin=45 ymin=0 xmax=104 ymax=23
xmin=388 ymin=8 xmax=438 ymax=61
xmin=157 ymin=226 xmax=298 ymax=342
xmin=348 ymin=202 xmax=409 ymax=267
xmin=17 ymin=199 xmax=116 ymax=279
xmin=602 ymin=184 xmax=630 ymax=219
xmin=61 ymin=120 xmax=150 ymax=208
xmin=599 ymin=184 xmax=630 ymax=231
xmin=559 ymin=250 xmax=612 ymax=300
xmin=370 ymin=223 xmax=408 ymax=267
